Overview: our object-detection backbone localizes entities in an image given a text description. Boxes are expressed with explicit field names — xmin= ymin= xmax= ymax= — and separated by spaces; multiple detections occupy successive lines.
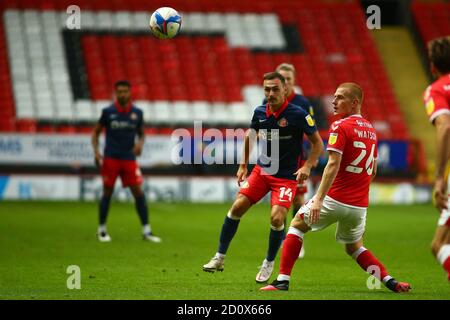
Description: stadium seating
xmin=412 ymin=1 xmax=450 ymax=46
xmin=0 ymin=0 xmax=410 ymax=139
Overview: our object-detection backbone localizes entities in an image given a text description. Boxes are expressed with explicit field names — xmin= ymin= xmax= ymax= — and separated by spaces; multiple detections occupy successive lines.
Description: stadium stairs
xmin=371 ymin=26 xmax=431 ymax=182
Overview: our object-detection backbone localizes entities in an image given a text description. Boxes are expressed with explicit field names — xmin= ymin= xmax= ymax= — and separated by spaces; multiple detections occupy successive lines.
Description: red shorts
xmin=101 ymin=157 xmax=143 ymax=188
xmin=239 ymin=165 xmax=298 ymax=209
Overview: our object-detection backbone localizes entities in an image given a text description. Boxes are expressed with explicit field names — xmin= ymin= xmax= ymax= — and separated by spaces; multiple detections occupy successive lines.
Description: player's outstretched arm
xmin=92 ymin=122 xmax=103 ymax=168
xmin=133 ymin=125 xmax=145 ymax=156
xmin=309 ymin=151 xmax=341 ymax=224
xmin=295 ymin=131 xmax=324 ymax=182
xmin=433 ymin=113 xmax=450 ymax=211
xmin=371 ymin=159 xmax=378 ymax=183
xmin=237 ymin=129 xmax=257 ymax=186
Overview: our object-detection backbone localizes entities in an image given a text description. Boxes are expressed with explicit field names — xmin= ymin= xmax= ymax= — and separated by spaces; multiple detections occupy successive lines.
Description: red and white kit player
xmin=261 ymin=83 xmax=411 ymax=292
xmin=423 ymin=36 xmax=450 ymax=281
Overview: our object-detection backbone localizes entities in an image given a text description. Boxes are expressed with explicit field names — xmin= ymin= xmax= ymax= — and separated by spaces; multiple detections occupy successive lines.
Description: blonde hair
xmin=338 ymin=82 xmax=364 ymax=105
xmin=276 ymin=63 xmax=296 ymax=75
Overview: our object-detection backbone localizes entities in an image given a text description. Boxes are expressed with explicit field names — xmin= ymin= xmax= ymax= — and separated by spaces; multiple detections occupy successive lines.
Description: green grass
xmin=0 ymin=201 xmax=448 ymax=300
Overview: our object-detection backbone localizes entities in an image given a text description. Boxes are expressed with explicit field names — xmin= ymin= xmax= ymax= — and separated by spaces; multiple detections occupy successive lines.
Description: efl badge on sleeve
xmin=305 ymin=115 xmax=315 ymax=127
xmin=426 ymin=98 xmax=435 ymax=116
xmin=328 ymin=133 xmax=338 ymax=145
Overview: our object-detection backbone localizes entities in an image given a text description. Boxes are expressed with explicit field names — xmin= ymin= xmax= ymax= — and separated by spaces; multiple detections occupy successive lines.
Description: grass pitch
xmin=0 ymin=201 xmax=448 ymax=300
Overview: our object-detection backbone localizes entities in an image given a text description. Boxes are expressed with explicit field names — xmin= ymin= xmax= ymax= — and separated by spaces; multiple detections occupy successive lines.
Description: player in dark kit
xmin=263 ymin=63 xmax=315 ymax=220
xmin=203 ymin=72 xmax=324 ymax=283
xmin=275 ymin=63 xmax=315 ymax=217
xmin=92 ymin=80 xmax=161 ymax=243
xmin=263 ymin=63 xmax=316 ymax=259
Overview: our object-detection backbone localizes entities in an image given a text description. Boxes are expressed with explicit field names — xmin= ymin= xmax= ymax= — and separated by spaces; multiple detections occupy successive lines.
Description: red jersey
xmin=423 ymin=74 xmax=450 ymax=124
xmin=326 ymin=115 xmax=377 ymax=208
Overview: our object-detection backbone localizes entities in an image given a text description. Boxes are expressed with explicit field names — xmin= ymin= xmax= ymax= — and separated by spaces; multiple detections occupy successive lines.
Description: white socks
xmin=271 ymin=224 xmax=285 ymax=231
xmin=437 ymin=244 xmax=450 ymax=265
xmin=143 ymin=224 xmax=151 ymax=235
xmin=227 ymin=211 xmax=241 ymax=220
xmin=277 ymin=274 xmax=290 ymax=281
xmin=215 ymin=253 xmax=226 ymax=260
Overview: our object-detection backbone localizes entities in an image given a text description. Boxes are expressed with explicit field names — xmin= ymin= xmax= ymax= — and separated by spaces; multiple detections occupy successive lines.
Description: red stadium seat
xmin=0 ymin=0 xmax=408 ymax=140
xmin=0 ymin=119 xmax=16 ymax=132
xmin=37 ymin=125 xmax=56 ymax=133
xmin=58 ymin=126 xmax=77 ymax=134
xmin=15 ymin=119 xmax=37 ymax=133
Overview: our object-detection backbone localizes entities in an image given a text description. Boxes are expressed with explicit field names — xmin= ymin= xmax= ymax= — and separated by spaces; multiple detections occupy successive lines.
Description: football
xmin=149 ymin=7 xmax=182 ymax=39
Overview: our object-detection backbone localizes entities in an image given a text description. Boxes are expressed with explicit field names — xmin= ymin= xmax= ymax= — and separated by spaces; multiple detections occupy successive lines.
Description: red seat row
xmin=0 ymin=1 xmax=410 ymax=140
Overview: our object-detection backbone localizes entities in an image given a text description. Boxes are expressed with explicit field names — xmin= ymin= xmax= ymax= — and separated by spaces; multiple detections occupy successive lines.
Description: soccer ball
xmin=149 ymin=7 xmax=182 ymax=39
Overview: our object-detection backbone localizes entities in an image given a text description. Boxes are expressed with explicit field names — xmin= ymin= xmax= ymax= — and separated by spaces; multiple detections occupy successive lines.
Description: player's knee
xmin=132 ymin=189 xmax=144 ymax=198
xmin=345 ymin=246 xmax=355 ymax=256
xmin=290 ymin=216 xmax=310 ymax=233
xmin=103 ymin=187 xmax=114 ymax=198
xmin=129 ymin=185 xmax=144 ymax=198
xmin=431 ymin=240 xmax=442 ymax=257
xmin=345 ymin=243 xmax=360 ymax=256
xmin=270 ymin=216 xmax=284 ymax=228
xmin=230 ymin=196 xmax=251 ymax=217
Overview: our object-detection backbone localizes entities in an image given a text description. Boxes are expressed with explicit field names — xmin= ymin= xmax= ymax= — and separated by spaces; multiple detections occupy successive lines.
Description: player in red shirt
xmin=423 ymin=36 xmax=450 ymax=281
xmin=261 ymin=83 xmax=411 ymax=292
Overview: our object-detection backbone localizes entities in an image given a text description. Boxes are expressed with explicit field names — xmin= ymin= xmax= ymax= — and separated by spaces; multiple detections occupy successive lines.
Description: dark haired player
xmin=92 ymin=80 xmax=161 ymax=243
xmin=423 ymin=36 xmax=450 ymax=280
xmin=203 ymin=72 xmax=323 ymax=283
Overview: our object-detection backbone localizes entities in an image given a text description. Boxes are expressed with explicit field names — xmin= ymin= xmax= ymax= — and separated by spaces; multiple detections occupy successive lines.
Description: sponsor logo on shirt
xmin=328 ymin=133 xmax=338 ymax=145
xmin=111 ymin=120 xmax=136 ymax=129
xmin=258 ymin=130 xmax=279 ymax=141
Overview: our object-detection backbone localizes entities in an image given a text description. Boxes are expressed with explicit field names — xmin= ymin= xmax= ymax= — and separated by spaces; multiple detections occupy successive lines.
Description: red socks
xmin=444 ymin=257 xmax=450 ymax=280
xmin=354 ymin=248 xmax=389 ymax=281
xmin=437 ymin=244 xmax=450 ymax=280
xmin=279 ymin=233 xmax=303 ymax=276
